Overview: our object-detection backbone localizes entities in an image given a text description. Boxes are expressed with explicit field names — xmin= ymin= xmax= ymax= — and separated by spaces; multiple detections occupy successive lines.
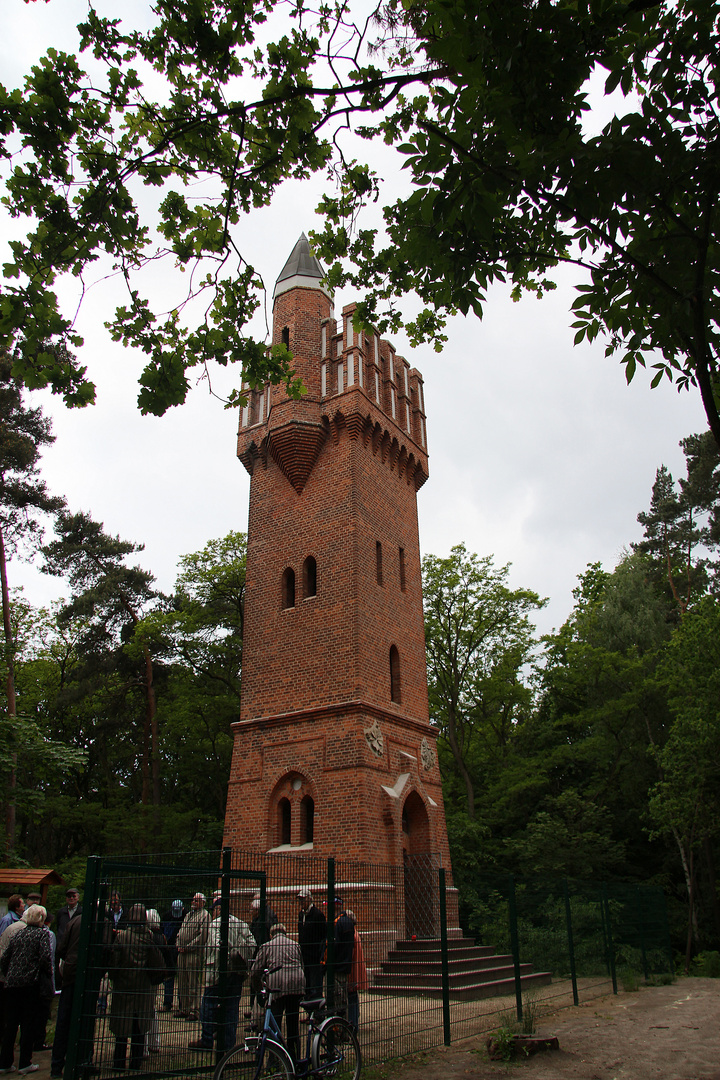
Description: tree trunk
xmin=702 ymin=835 xmax=720 ymax=942
xmin=0 ymin=525 xmax=17 ymax=856
xmin=445 ymin=700 xmax=475 ymax=818
xmin=685 ymin=848 xmax=696 ymax=975
xmin=143 ymin=643 xmax=160 ymax=815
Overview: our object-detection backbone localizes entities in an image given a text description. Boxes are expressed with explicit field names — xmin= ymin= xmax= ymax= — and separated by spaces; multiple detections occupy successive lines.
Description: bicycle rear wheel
xmin=311 ymin=1016 xmax=361 ymax=1080
xmin=213 ymin=1038 xmax=294 ymax=1080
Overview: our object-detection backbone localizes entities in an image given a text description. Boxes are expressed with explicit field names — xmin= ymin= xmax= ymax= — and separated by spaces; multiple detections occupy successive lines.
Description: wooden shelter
xmin=0 ymin=868 xmax=65 ymax=908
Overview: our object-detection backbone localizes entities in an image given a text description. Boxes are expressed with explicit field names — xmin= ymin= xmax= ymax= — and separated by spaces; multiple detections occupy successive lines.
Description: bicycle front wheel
xmin=311 ymin=1016 xmax=361 ymax=1080
xmin=213 ymin=1038 xmax=294 ymax=1080
xmin=255 ymin=1040 xmax=295 ymax=1080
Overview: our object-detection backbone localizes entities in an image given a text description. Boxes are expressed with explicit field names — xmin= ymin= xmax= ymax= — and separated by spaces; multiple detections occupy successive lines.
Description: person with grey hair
xmin=251 ymin=923 xmax=305 ymax=1065
xmin=144 ymin=910 xmax=168 ymax=1055
xmin=188 ymin=896 xmax=254 ymax=1053
xmin=0 ymin=905 xmax=52 ymax=1074
xmin=109 ymin=903 xmax=164 ymax=1071
xmin=176 ymin=893 xmax=210 ymax=1020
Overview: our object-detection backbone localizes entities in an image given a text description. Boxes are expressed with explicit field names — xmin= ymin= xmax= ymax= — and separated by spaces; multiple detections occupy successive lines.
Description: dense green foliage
xmin=1 ymin=527 xmax=246 ymax=864
xmin=2 ymin=0 xmax=719 ymax=445
xmin=422 ymin=433 xmax=720 ymax=963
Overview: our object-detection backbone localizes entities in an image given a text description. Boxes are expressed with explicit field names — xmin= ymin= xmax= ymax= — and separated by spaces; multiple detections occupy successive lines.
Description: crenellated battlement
xmin=238 ymin=299 xmax=428 ymax=490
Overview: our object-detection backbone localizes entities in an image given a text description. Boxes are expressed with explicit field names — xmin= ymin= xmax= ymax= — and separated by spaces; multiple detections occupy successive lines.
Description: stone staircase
xmin=369 ymin=937 xmax=552 ymax=1000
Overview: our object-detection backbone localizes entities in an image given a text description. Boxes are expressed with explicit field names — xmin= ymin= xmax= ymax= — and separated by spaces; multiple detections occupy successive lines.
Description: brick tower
xmin=223 ymin=236 xmax=452 ymax=914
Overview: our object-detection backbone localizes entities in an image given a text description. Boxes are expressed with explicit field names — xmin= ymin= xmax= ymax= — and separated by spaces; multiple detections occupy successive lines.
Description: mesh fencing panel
xmin=61 ymin=851 xmax=672 ymax=1079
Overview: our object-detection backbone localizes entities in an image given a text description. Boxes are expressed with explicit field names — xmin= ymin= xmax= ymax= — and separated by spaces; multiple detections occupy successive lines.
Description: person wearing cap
xmin=325 ymin=897 xmax=354 ymax=1018
xmin=251 ymin=923 xmax=305 ymax=1065
xmin=188 ymin=897 xmax=255 ymax=1053
xmin=176 ymin=893 xmax=211 ymax=1020
xmin=54 ymin=888 xmax=81 ymax=944
xmin=159 ymin=899 xmax=185 ymax=1012
xmin=54 ymin=888 xmax=81 ymax=990
xmin=297 ymin=888 xmax=326 ymax=998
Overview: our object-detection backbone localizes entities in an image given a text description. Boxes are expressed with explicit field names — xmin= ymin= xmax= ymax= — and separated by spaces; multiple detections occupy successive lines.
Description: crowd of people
xmin=0 ymin=885 xmax=368 ymax=1073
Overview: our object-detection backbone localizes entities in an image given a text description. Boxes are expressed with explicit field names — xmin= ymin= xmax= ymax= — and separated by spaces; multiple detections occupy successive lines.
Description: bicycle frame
xmin=255 ymin=989 xmax=315 ymax=1071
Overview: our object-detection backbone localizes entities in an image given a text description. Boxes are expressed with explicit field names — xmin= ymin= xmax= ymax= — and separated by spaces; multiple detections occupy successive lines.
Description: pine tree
xmin=0 ymin=357 xmax=64 ymax=854
xmin=42 ymin=512 xmax=165 ymax=820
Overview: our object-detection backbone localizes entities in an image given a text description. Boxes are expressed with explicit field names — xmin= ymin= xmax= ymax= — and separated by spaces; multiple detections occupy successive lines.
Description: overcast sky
xmin=2 ymin=0 xmax=707 ymax=639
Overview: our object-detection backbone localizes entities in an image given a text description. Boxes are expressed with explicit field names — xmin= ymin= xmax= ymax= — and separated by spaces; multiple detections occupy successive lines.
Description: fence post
xmin=636 ymin=886 xmax=648 ymax=981
xmin=507 ymin=875 xmax=523 ymax=1023
xmin=602 ymin=883 xmax=618 ymax=994
xmin=215 ymin=846 xmax=232 ymax=1052
xmin=563 ymin=878 xmax=579 ymax=1006
xmin=438 ymin=869 xmax=451 ymax=1046
xmin=326 ymin=857 xmax=335 ymax=1013
xmin=66 ymin=856 xmax=105 ymax=1080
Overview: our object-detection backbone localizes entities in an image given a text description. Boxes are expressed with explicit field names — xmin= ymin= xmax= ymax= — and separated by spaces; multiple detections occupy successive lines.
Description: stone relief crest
xmin=420 ymin=737 xmax=435 ymax=771
xmin=364 ymin=719 xmax=384 ymax=757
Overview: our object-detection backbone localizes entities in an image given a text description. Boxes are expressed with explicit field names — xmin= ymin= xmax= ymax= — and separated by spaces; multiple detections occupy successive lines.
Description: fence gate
xmin=65 ymin=849 xmax=266 ymax=1080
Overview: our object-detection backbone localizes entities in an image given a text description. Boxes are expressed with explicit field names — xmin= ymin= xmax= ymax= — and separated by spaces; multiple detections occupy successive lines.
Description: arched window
xmin=282 ymin=567 xmax=295 ymax=609
xmin=390 ymin=645 xmax=401 ymax=704
xmin=278 ymin=797 xmax=291 ymax=845
xmin=301 ymin=795 xmax=314 ymax=843
xmin=303 ymin=556 xmax=317 ymax=598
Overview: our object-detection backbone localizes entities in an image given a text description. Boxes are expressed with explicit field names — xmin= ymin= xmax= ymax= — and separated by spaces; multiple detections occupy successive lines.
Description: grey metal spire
xmin=273 ymin=233 xmax=333 ymax=301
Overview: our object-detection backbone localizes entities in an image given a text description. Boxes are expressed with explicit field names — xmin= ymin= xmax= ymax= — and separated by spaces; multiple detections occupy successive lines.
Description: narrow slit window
xmin=376 ymin=541 xmax=383 ymax=586
xmin=301 ymin=795 xmax=314 ymax=843
xmin=282 ymin=567 xmax=296 ymax=609
xmin=282 ymin=326 xmax=290 ymax=348
xmin=390 ymin=645 xmax=401 ymax=704
xmin=303 ymin=556 xmax=317 ymax=598
xmin=279 ymin=798 xmax=291 ymax=845
xmin=399 ymin=547 xmax=406 ymax=592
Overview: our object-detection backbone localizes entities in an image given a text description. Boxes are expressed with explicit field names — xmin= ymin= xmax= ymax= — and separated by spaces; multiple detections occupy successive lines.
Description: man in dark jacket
xmin=54 ymin=888 xmax=82 ymax=943
xmin=326 ymin=896 xmax=354 ymax=1017
xmin=54 ymin=888 xmax=81 ymax=989
xmin=50 ymin=916 xmax=83 ymax=1078
xmin=297 ymin=888 xmax=326 ymax=998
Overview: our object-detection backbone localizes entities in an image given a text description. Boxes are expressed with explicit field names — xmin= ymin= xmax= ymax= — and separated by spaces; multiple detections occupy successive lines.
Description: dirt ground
xmin=370 ymin=979 xmax=720 ymax=1080
xmin=24 ymin=977 xmax=720 ymax=1080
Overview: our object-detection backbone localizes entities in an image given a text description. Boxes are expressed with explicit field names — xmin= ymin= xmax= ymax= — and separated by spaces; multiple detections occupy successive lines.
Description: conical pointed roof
xmin=273 ymin=233 xmax=333 ymax=302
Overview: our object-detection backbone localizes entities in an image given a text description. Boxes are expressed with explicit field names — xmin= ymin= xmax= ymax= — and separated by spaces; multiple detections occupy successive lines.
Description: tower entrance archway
xmin=402 ymin=791 xmax=438 ymax=938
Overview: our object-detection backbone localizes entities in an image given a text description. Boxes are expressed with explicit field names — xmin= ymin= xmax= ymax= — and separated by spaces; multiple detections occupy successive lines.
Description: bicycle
xmin=213 ymin=967 xmax=361 ymax=1080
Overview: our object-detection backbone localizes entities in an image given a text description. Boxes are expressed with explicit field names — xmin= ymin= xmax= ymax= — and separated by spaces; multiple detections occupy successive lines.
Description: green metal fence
xmin=59 ymin=850 xmax=672 ymax=1079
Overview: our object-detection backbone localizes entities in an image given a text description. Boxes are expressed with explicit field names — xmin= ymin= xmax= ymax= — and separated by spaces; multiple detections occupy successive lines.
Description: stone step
xmin=373 ymin=961 xmax=535 ymax=989
xmin=392 ymin=937 xmax=491 ymax=953
xmin=381 ymin=954 xmax=515 ymax=975
xmin=367 ymin=970 xmax=553 ymax=1001
xmin=386 ymin=945 xmax=497 ymax=963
